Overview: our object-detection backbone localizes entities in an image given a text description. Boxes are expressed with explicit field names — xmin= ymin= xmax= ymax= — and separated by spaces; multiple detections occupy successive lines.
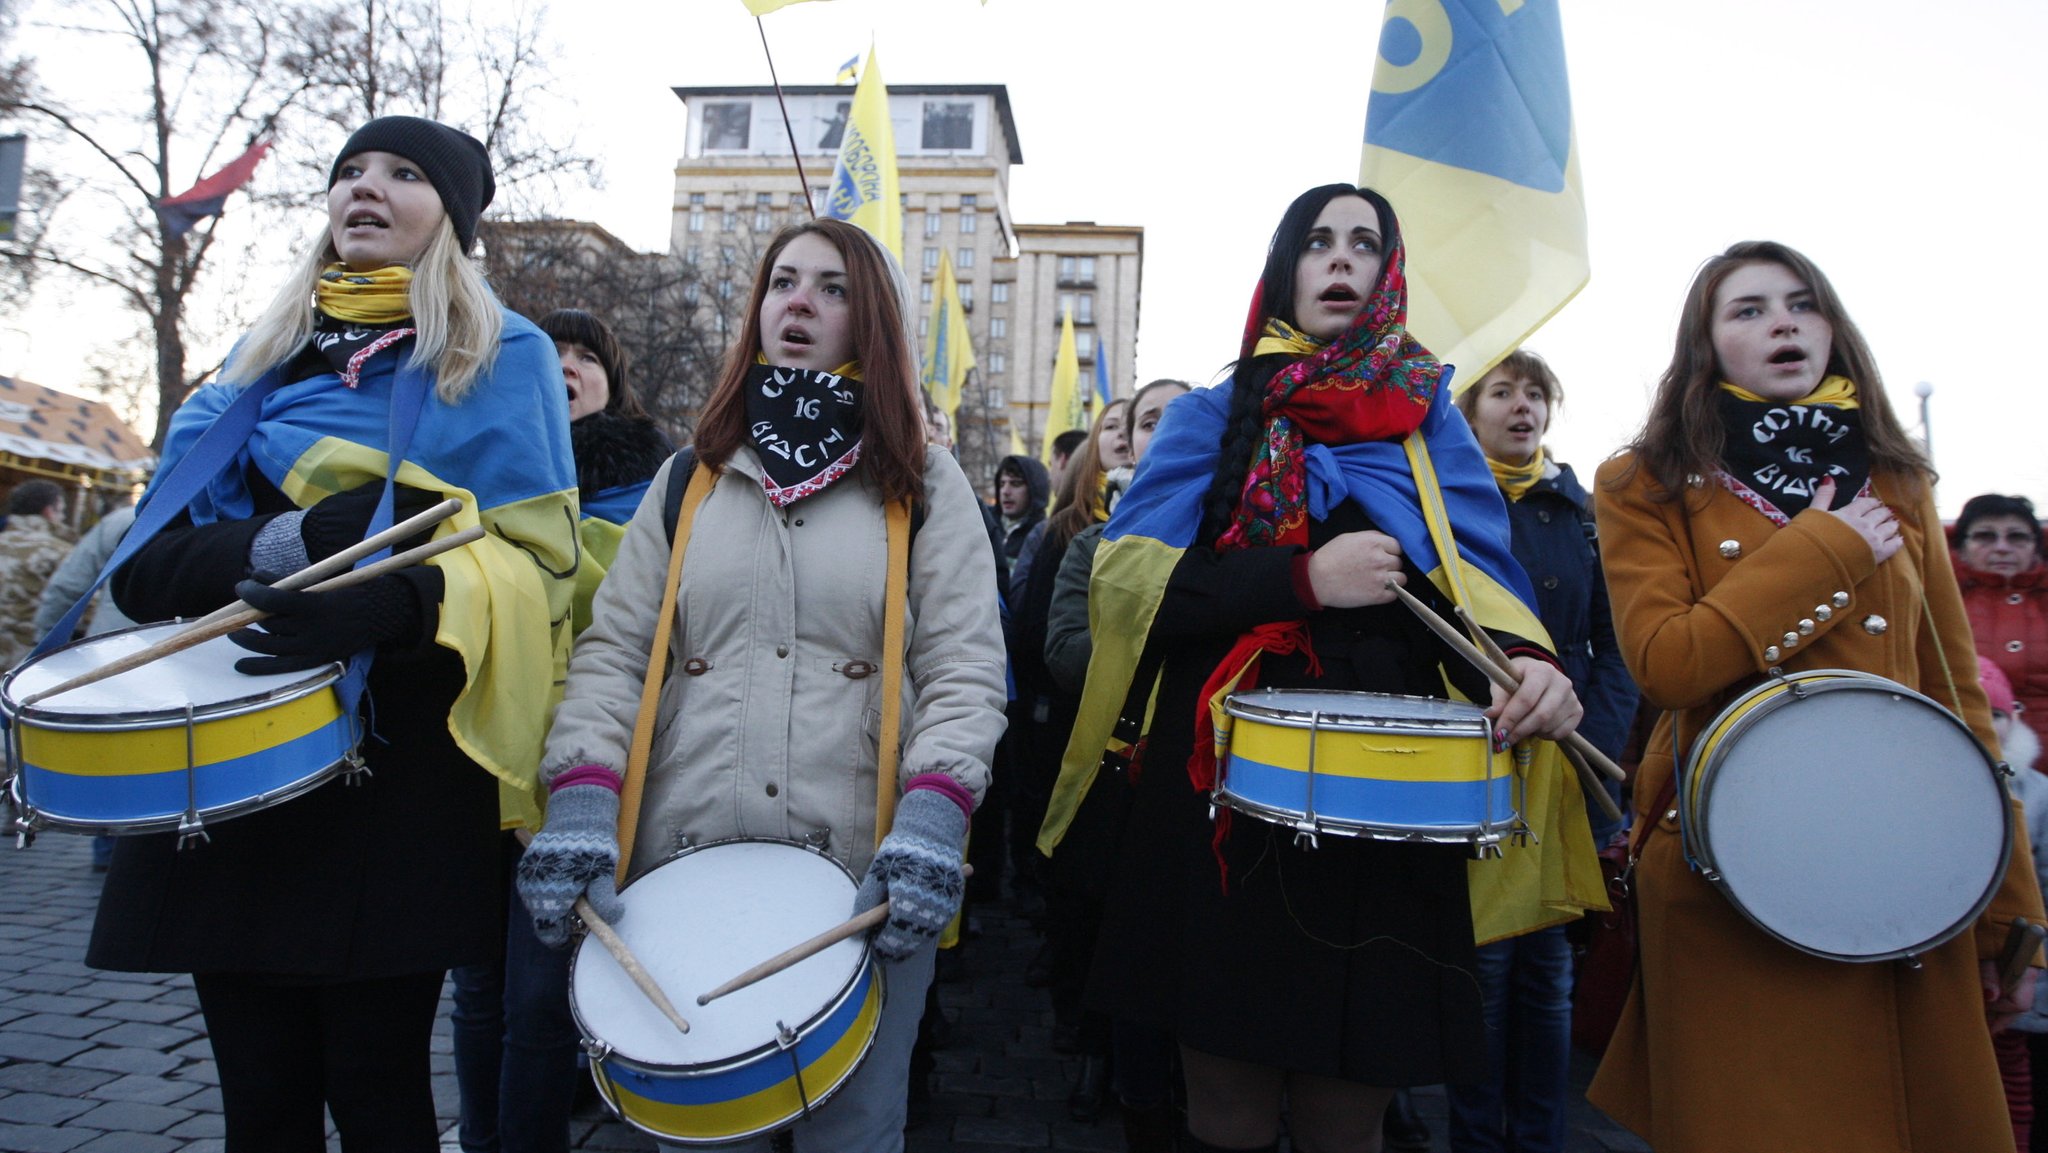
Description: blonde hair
xmin=226 ymin=216 xmax=503 ymax=402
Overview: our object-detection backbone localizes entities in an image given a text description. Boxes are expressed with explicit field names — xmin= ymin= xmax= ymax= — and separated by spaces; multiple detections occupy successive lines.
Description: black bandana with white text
xmin=1715 ymin=389 xmax=1870 ymax=526
xmin=745 ymin=364 xmax=864 ymax=507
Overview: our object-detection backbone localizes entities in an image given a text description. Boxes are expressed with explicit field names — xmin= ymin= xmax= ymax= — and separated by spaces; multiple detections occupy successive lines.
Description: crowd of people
xmin=2 ymin=116 xmax=2043 ymax=1153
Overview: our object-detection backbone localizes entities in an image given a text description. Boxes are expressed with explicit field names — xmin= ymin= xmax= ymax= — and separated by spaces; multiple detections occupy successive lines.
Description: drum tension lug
xmin=1292 ymin=826 xmax=1319 ymax=851
xmin=342 ymin=751 xmax=371 ymax=786
xmin=776 ymin=1020 xmax=816 ymax=1118
xmin=581 ymin=1037 xmax=612 ymax=1062
xmin=176 ymin=815 xmax=210 ymax=851
xmin=1900 ymin=952 xmax=1923 ymax=971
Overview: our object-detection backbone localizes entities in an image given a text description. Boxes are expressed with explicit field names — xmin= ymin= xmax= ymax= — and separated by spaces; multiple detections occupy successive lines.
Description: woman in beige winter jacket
xmin=516 ymin=219 xmax=1006 ymax=1153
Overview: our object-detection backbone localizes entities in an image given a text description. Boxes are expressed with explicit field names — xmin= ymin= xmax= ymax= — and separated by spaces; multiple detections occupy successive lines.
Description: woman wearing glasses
xmin=1956 ymin=493 xmax=2048 ymax=754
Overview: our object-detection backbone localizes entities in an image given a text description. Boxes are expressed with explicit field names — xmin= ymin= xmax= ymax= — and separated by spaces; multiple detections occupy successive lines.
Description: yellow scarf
xmin=1488 ymin=448 xmax=1546 ymax=502
xmin=1718 ymin=374 xmax=1859 ymax=410
xmin=754 ymin=351 xmax=862 ymax=381
xmin=1250 ymin=318 xmax=1325 ymax=361
xmin=315 ymin=264 xmax=414 ymax=325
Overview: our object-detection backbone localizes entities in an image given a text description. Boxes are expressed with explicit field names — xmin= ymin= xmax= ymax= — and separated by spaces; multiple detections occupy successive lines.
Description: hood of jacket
xmin=570 ymin=410 xmax=672 ymax=502
xmin=995 ymin=453 xmax=1051 ymax=525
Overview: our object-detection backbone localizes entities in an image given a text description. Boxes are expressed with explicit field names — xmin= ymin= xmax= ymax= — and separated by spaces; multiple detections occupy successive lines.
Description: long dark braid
xmin=1195 ymin=184 xmax=1401 ymax=547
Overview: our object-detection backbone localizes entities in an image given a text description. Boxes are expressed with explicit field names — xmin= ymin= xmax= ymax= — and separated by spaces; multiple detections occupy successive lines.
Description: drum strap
xmin=873 ymin=497 xmax=912 ymax=845
xmin=615 ymin=459 xmax=716 ymax=883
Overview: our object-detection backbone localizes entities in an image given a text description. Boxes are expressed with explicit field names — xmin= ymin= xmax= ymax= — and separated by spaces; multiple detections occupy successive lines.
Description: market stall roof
xmin=0 ymin=375 xmax=153 ymax=479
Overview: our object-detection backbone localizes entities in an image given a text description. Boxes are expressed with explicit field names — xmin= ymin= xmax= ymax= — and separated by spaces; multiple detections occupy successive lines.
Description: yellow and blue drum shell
xmin=3 ymin=624 xmax=354 ymax=833
xmin=1220 ymin=689 xmax=1505 ymax=834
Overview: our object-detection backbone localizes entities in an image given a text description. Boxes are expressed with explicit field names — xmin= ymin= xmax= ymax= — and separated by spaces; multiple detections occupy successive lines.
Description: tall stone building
xmin=669 ymin=83 xmax=1142 ymax=488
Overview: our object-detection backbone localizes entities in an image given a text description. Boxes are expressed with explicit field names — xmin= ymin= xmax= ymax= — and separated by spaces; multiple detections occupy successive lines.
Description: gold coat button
xmin=1798 ymin=619 xmax=1815 ymax=635
xmin=1815 ymin=605 xmax=1833 ymax=622
xmin=1832 ymin=592 xmax=1851 ymax=608
xmin=1863 ymin=615 xmax=1888 ymax=635
xmin=1719 ymin=539 xmax=1742 ymax=559
xmin=1764 ymin=645 xmax=1782 ymax=663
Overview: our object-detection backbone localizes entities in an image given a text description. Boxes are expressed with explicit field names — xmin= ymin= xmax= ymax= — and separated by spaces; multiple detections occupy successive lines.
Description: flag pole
xmin=754 ymin=16 xmax=816 ymax=219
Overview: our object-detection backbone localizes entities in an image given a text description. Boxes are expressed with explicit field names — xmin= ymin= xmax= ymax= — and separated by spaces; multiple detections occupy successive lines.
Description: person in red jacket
xmin=1954 ymin=493 xmax=2048 ymax=754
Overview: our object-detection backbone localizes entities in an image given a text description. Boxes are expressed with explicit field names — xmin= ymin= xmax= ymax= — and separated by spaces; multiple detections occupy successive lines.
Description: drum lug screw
xmin=176 ymin=814 xmax=210 ymax=851
xmin=1900 ymin=952 xmax=1922 ymax=971
xmin=342 ymin=752 xmax=371 ymax=786
xmin=1997 ymin=760 xmax=2016 ymax=779
xmin=1293 ymin=826 xmax=1320 ymax=852
xmin=582 ymin=1038 xmax=612 ymax=1062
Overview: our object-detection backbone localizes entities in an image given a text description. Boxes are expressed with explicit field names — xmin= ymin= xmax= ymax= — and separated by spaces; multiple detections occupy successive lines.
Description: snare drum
xmin=2 ymin=622 xmax=358 ymax=838
xmin=570 ymin=839 xmax=882 ymax=1145
xmin=1217 ymin=689 xmax=1514 ymax=850
xmin=1682 ymin=669 xmax=2011 ymax=963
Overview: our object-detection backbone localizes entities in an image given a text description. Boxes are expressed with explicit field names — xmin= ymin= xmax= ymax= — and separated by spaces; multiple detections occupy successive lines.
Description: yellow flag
xmin=742 ymin=0 xmax=831 ymax=15
xmin=821 ymin=46 xmax=901 ymax=260
xmin=1358 ymin=1 xmax=1587 ymax=384
xmin=921 ymin=250 xmax=977 ymax=422
xmin=1040 ymin=305 xmax=1083 ymax=467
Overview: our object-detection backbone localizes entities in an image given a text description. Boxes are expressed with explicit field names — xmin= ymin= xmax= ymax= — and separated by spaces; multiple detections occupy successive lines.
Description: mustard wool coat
xmin=1587 ymin=456 xmax=2046 ymax=1153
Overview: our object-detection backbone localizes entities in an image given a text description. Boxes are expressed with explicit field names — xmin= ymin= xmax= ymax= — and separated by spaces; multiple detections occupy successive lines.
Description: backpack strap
xmin=663 ymin=446 xmax=700 ymax=546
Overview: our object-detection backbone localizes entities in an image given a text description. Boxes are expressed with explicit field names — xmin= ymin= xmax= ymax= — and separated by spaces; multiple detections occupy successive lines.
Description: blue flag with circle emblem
xmin=1360 ymin=0 xmax=1587 ymax=384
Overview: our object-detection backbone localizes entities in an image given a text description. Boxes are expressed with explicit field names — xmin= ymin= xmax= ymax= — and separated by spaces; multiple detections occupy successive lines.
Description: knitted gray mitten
xmin=853 ymin=787 xmax=968 ymax=962
xmin=515 ymin=783 xmax=627 ymax=949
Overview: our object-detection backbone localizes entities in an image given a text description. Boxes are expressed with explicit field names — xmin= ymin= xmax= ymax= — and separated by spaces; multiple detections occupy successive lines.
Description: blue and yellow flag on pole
xmin=922 ymin=249 xmax=977 ymax=422
xmin=1359 ymin=0 xmax=1587 ymax=384
xmin=1093 ymin=334 xmax=1113 ymax=407
xmin=822 ymin=45 xmax=902 ymax=260
xmin=1041 ymin=305 xmax=1084 ymax=467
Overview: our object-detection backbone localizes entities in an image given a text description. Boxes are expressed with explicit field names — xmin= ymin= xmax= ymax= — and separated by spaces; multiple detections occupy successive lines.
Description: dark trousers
xmin=449 ymin=835 xmax=582 ymax=1153
xmin=193 ymin=969 xmax=445 ymax=1153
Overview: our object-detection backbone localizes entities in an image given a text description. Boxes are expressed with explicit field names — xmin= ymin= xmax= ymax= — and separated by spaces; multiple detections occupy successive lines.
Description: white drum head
xmin=5 ymin=622 xmax=331 ymax=716
xmin=571 ymin=840 xmax=867 ymax=1068
xmin=1696 ymin=679 xmax=2009 ymax=960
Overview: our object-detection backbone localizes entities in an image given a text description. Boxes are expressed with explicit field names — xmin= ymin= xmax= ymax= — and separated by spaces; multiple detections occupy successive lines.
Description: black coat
xmin=87 ymin=466 xmax=501 ymax=980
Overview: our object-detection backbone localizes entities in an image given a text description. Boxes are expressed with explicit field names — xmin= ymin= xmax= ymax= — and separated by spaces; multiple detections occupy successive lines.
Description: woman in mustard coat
xmin=1589 ymin=240 xmax=2046 ymax=1152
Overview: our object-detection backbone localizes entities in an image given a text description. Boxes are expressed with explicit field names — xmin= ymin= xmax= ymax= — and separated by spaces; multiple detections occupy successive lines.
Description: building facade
xmin=669 ymin=83 xmax=1141 ymax=488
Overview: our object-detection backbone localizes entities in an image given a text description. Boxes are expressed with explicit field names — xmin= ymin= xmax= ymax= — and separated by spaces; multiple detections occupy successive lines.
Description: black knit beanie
xmin=329 ymin=116 xmax=495 ymax=251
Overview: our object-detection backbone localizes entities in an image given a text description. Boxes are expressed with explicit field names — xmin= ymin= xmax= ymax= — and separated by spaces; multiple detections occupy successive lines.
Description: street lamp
xmin=1913 ymin=380 xmax=1933 ymax=461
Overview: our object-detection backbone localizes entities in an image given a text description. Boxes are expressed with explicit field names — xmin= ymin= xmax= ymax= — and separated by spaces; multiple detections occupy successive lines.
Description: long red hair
xmin=692 ymin=219 xmax=926 ymax=504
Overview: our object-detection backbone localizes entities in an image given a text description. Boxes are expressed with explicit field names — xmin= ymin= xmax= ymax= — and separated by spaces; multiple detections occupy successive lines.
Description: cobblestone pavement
xmin=1 ymin=832 xmax=1649 ymax=1152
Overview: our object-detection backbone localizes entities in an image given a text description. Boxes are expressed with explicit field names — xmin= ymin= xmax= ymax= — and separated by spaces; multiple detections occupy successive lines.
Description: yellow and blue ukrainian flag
xmin=921 ymin=250 xmax=976 ymax=423
xmin=822 ymin=45 xmax=902 ymax=260
xmin=1039 ymin=305 xmax=1083 ymax=468
xmin=1037 ymin=377 xmax=1606 ymax=940
xmin=1359 ymin=0 xmax=1588 ymax=383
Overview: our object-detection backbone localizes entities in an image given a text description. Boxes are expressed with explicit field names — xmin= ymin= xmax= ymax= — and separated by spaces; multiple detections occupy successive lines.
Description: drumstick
xmin=1452 ymin=606 xmax=1626 ymax=820
xmin=2000 ymin=917 xmax=2046 ymax=996
xmin=182 ymin=498 xmax=467 ymax=634
xmin=695 ymin=863 xmax=976 ymax=1006
xmin=19 ymin=526 xmax=484 ymax=706
xmin=513 ymin=828 xmax=690 ymax=1035
xmin=1387 ymin=581 xmax=1626 ymax=783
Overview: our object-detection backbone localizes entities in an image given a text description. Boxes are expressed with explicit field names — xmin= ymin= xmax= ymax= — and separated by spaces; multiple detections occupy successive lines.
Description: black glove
xmin=298 ymin=483 xmax=440 ymax=565
xmin=229 ymin=573 xmax=425 ymax=675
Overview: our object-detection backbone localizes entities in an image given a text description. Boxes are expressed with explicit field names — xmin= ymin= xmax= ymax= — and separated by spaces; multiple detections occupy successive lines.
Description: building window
xmin=685 ymin=247 xmax=701 ymax=266
xmin=688 ymin=191 xmax=705 ymax=233
xmin=921 ymin=281 xmax=934 ymax=303
xmin=959 ymin=284 xmax=973 ymax=310
xmin=990 ymin=353 xmax=1007 ymax=374
xmin=810 ymin=186 xmax=827 ymax=213
xmin=754 ymin=192 xmax=772 ymax=232
xmin=925 ymin=213 xmax=942 ymax=238
xmin=721 ymin=211 xmax=736 ymax=232
xmin=1079 ymin=256 xmax=1097 ymax=282
xmin=717 ymin=279 xmax=734 ymax=300
xmin=921 ymin=101 xmax=974 ymax=149
xmin=919 ymin=316 xmax=929 ymax=338
xmin=990 ymin=317 xmax=1006 ymax=339
xmin=923 ymin=248 xmax=940 ymax=273
xmin=683 ymin=282 xmax=701 ymax=304
xmin=1058 ymin=255 xmax=1075 ymax=283
xmin=956 ymin=247 xmax=974 ymax=270
xmin=1076 ymin=331 xmax=1095 ymax=360
xmin=1057 ymin=292 xmax=1074 ymax=321
xmin=1075 ymin=293 xmax=1094 ymax=325
xmin=817 ymin=100 xmax=851 ymax=150
xmin=960 ymin=194 xmax=978 ymax=234
xmin=991 ymin=282 xmax=1009 ymax=304
xmin=720 ymin=246 xmax=736 ymax=266
xmin=703 ymin=102 xmax=751 ymax=151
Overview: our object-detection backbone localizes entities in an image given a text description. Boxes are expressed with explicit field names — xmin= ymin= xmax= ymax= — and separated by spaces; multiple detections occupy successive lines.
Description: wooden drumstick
xmin=696 ymin=863 xmax=975 ymax=1006
xmin=182 ymin=497 xmax=466 ymax=633
xmin=1451 ymin=605 xmax=1626 ymax=821
xmin=513 ymin=828 xmax=690 ymax=1035
xmin=1387 ymin=581 xmax=1626 ymax=784
xmin=2000 ymin=917 xmax=2046 ymax=996
xmin=20 ymin=525 xmax=484 ymax=706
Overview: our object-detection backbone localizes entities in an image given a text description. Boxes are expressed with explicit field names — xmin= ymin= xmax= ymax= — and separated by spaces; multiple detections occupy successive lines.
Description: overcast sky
xmin=14 ymin=0 xmax=2048 ymax=513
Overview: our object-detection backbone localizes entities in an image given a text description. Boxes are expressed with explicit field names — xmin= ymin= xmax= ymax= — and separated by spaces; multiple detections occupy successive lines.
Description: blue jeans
xmin=1444 ymin=925 xmax=1573 ymax=1153
xmin=450 ymin=836 xmax=582 ymax=1153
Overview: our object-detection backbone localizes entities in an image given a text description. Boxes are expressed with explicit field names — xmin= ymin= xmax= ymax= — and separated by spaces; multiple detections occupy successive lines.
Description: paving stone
xmin=165 ymin=1112 xmax=225 ymax=1138
xmin=169 ymin=1037 xmax=213 ymax=1059
xmin=0 ymin=1005 xmax=28 ymax=1026
xmin=71 ymin=1133 xmax=183 ymax=1153
xmin=172 ymin=1087 xmax=220 ymax=1113
xmin=0 ymin=1031 xmax=96 ymax=1062
xmin=0 ymin=1064 xmax=119 ymax=1096
xmin=176 ymin=1140 xmax=225 ymax=1152
xmin=0 ymin=1122 xmax=99 ymax=1152
xmin=5 ymin=1013 xmax=118 ymax=1040
xmin=67 ymin=979 xmax=169 ymax=1002
xmin=86 ymin=1074 xmax=209 ymax=1107
xmin=0 ymin=1091 xmax=97 ymax=1124
xmin=63 ymin=1046 xmax=184 ymax=1076
xmin=85 ymin=1020 xmax=199 ymax=1049
xmin=954 ymin=1115 xmax=1050 ymax=1145
xmin=169 ymin=1061 xmax=218 ymax=1087
xmin=2 ymin=993 xmax=110 ymax=1016
xmin=0 ymin=972 xmax=90 ymax=994
xmin=70 ymin=1098 xmax=194 ymax=1132
xmin=86 ymin=1000 xmax=196 ymax=1025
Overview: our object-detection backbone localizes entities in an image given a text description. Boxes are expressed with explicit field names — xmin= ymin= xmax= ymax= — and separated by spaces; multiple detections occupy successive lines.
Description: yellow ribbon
xmin=315 ymin=264 xmax=414 ymax=325
xmin=1250 ymin=318 xmax=1325 ymax=361
xmin=1488 ymin=448 xmax=1547 ymax=502
xmin=753 ymin=352 xmax=862 ymax=381
xmin=1718 ymin=374 xmax=1859 ymax=410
